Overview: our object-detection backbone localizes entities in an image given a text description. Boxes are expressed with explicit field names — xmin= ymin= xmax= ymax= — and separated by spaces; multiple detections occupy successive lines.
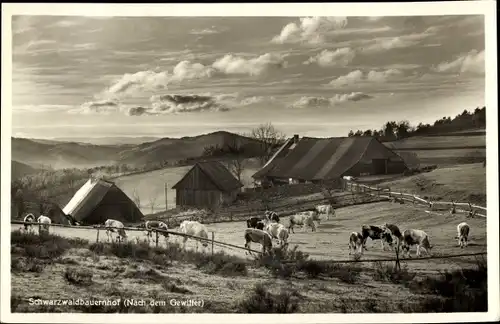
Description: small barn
xmin=252 ymin=135 xmax=408 ymax=186
xmin=62 ymin=177 xmax=143 ymax=225
xmin=172 ymin=161 xmax=243 ymax=210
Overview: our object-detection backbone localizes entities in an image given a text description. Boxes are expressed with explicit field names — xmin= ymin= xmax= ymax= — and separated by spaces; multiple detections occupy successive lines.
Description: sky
xmin=11 ymin=15 xmax=485 ymax=140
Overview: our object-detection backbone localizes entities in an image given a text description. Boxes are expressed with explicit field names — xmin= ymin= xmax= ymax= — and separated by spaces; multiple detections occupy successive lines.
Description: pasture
xmin=10 ymin=200 xmax=487 ymax=313
xmin=113 ymin=162 xmax=260 ymax=214
xmin=384 ymin=135 xmax=485 ymax=150
xmin=11 ymin=201 xmax=487 ymax=273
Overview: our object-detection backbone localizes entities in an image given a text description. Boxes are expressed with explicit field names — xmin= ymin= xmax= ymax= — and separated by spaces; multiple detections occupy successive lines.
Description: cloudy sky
xmin=11 ymin=15 xmax=485 ymax=140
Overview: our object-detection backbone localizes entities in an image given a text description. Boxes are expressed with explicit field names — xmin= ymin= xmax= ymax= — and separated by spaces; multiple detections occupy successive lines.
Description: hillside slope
xmin=12 ymin=131 xmax=263 ymax=169
xmin=11 ymin=160 xmax=38 ymax=180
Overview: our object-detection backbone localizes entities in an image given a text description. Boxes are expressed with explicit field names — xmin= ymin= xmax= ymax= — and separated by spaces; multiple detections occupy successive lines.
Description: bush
xmin=11 ymin=230 xmax=88 ymax=260
xmin=11 ymin=257 xmax=46 ymax=273
xmin=64 ymin=267 xmax=93 ymax=285
xmin=163 ymin=282 xmax=192 ymax=294
xmin=238 ymin=284 xmax=300 ymax=313
xmin=372 ymin=262 xmax=416 ymax=284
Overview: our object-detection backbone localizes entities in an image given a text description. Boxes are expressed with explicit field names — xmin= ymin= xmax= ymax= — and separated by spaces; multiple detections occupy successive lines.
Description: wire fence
xmin=11 ymin=220 xmax=487 ymax=271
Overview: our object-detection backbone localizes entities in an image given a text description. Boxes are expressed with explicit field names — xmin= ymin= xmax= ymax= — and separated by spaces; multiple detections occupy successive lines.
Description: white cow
xmin=348 ymin=232 xmax=364 ymax=255
xmin=23 ymin=213 xmax=36 ymax=232
xmin=37 ymin=215 xmax=51 ymax=234
xmin=144 ymin=220 xmax=169 ymax=245
xmin=288 ymin=210 xmax=319 ymax=233
xmin=179 ymin=220 xmax=209 ymax=252
xmin=264 ymin=222 xmax=289 ymax=249
xmin=401 ymin=229 xmax=433 ymax=258
xmin=244 ymin=228 xmax=273 ymax=255
xmin=456 ymin=222 xmax=470 ymax=248
xmin=315 ymin=204 xmax=336 ymax=220
xmin=104 ymin=219 xmax=127 ymax=243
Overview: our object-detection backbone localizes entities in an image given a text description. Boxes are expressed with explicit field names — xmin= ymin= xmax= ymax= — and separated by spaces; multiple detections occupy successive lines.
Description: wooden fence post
xmin=211 ymin=232 xmax=215 ymax=256
xmin=395 ymin=244 xmax=401 ymax=272
xmin=412 ymin=195 xmax=416 ymax=206
xmin=96 ymin=228 xmax=100 ymax=243
xmin=155 ymin=231 xmax=159 ymax=247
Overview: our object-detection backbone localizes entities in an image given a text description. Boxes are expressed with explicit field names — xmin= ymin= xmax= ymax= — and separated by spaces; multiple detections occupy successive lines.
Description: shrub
xmin=163 ymin=282 xmax=192 ymax=294
xmin=11 ymin=230 xmax=88 ymax=260
xmin=238 ymin=284 xmax=300 ymax=313
xmin=11 ymin=257 xmax=45 ymax=273
xmin=64 ymin=267 xmax=93 ymax=285
xmin=372 ymin=262 xmax=416 ymax=284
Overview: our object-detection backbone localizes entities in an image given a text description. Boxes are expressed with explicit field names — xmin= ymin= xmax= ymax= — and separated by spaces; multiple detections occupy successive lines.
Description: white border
xmin=1 ymin=2 xmax=498 ymax=323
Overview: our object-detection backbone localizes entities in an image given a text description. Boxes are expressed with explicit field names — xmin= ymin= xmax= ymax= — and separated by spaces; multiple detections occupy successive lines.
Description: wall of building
xmin=175 ymin=188 xmax=223 ymax=210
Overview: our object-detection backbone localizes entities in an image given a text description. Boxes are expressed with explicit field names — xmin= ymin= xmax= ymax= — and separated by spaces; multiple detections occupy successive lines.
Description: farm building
xmin=172 ymin=161 xmax=243 ymax=210
xmin=252 ymin=135 xmax=408 ymax=186
xmin=62 ymin=177 xmax=143 ymax=225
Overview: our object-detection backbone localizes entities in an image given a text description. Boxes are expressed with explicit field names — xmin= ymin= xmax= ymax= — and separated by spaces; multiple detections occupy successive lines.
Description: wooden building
xmin=172 ymin=161 xmax=243 ymax=210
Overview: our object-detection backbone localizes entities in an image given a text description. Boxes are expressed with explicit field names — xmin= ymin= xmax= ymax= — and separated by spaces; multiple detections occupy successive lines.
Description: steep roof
xmin=172 ymin=161 xmax=243 ymax=192
xmin=62 ymin=178 xmax=142 ymax=222
xmin=252 ymin=136 xmax=397 ymax=181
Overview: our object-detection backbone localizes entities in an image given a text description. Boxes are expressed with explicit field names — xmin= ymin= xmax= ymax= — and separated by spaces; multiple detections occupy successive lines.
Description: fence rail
xmin=11 ymin=221 xmax=487 ymax=270
xmin=343 ymin=179 xmax=487 ymax=218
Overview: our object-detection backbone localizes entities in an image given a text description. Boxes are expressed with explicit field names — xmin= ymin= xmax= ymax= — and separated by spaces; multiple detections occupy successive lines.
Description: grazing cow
xmin=361 ymin=225 xmax=393 ymax=250
xmin=144 ymin=220 xmax=169 ymax=244
xmin=343 ymin=176 xmax=356 ymax=181
xmin=104 ymin=219 xmax=127 ymax=243
xmin=244 ymin=228 xmax=273 ymax=255
xmin=264 ymin=222 xmax=289 ymax=249
xmin=265 ymin=210 xmax=280 ymax=223
xmin=456 ymin=222 xmax=470 ymax=248
xmin=23 ymin=213 xmax=36 ymax=232
xmin=401 ymin=229 xmax=433 ymax=258
xmin=348 ymin=232 xmax=364 ymax=255
xmin=288 ymin=211 xmax=318 ymax=233
xmin=179 ymin=220 xmax=209 ymax=251
xmin=37 ymin=215 xmax=51 ymax=234
xmin=315 ymin=204 xmax=336 ymax=220
xmin=383 ymin=223 xmax=403 ymax=248
xmin=247 ymin=217 xmax=267 ymax=230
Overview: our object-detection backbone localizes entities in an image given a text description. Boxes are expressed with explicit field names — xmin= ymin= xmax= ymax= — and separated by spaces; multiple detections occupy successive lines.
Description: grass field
xmin=113 ymin=162 xmax=260 ymax=214
xmin=382 ymin=163 xmax=486 ymax=206
xmin=10 ymin=201 xmax=487 ymax=313
xmin=384 ymin=135 xmax=486 ymax=150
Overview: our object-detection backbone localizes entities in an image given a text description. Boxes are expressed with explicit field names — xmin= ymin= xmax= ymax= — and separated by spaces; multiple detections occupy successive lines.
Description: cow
xmin=37 ymin=215 xmax=51 ymax=234
xmin=315 ymin=204 xmax=336 ymax=220
xmin=401 ymin=229 xmax=433 ymax=258
xmin=144 ymin=220 xmax=169 ymax=245
xmin=348 ymin=232 xmax=364 ymax=255
xmin=343 ymin=176 xmax=357 ymax=181
xmin=288 ymin=210 xmax=319 ymax=233
xmin=383 ymin=223 xmax=403 ymax=249
xmin=179 ymin=220 xmax=209 ymax=252
xmin=244 ymin=228 xmax=273 ymax=255
xmin=104 ymin=219 xmax=127 ymax=243
xmin=264 ymin=222 xmax=289 ymax=249
xmin=265 ymin=210 xmax=280 ymax=223
xmin=361 ymin=225 xmax=393 ymax=251
xmin=456 ymin=222 xmax=470 ymax=248
xmin=22 ymin=213 xmax=36 ymax=232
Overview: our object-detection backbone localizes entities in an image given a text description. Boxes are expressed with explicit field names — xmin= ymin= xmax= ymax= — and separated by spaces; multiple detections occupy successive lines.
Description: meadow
xmin=384 ymin=134 xmax=486 ymax=150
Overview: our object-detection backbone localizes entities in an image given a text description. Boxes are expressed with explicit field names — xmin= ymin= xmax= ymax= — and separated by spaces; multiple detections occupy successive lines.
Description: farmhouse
xmin=62 ymin=177 xmax=143 ymax=225
xmin=172 ymin=161 xmax=243 ymax=210
xmin=252 ymin=135 xmax=408 ymax=186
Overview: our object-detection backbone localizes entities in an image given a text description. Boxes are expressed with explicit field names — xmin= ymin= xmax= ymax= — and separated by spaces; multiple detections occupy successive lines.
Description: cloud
xmin=329 ymin=69 xmax=403 ymax=87
xmin=171 ymin=61 xmax=216 ymax=80
xmin=434 ymin=49 xmax=485 ymax=75
xmin=360 ymin=28 xmax=439 ymax=53
xmin=304 ymin=48 xmax=356 ymax=67
xmin=272 ymin=16 xmax=348 ymax=45
xmin=79 ymin=99 xmax=119 ymax=114
xmin=126 ymin=106 xmax=150 ymax=116
xmin=146 ymin=94 xmax=230 ymax=115
xmin=212 ymin=53 xmax=286 ymax=76
xmin=190 ymin=27 xmax=220 ymax=35
xmin=329 ymin=70 xmax=364 ymax=87
xmin=239 ymin=96 xmax=270 ymax=106
xmin=107 ymin=70 xmax=170 ymax=95
xmin=291 ymin=92 xmax=373 ymax=108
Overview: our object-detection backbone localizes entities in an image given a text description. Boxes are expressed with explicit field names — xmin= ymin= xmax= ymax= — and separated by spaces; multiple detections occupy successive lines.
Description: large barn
xmin=62 ymin=177 xmax=143 ymax=225
xmin=172 ymin=161 xmax=243 ymax=210
xmin=252 ymin=135 xmax=408 ymax=186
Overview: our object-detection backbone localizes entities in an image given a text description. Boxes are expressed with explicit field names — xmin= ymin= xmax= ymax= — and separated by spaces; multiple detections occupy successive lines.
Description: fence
xmin=11 ymin=220 xmax=487 ymax=273
xmin=341 ymin=179 xmax=487 ymax=218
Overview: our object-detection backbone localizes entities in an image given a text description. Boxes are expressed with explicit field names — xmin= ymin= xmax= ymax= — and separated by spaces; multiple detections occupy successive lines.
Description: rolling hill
xmin=11 ymin=160 xmax=39 ymax=180
xmin=12 ymin=131 xmax=264 ymax=169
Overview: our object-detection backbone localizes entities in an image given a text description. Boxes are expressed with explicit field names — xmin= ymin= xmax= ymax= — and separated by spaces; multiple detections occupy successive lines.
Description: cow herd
xmin=19 ymin=203 xmax=472 ymax=259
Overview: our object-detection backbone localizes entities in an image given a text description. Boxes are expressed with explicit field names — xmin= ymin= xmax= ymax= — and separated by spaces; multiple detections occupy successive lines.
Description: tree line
xmin=347 ymin=106 xmax=486 ymax=141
